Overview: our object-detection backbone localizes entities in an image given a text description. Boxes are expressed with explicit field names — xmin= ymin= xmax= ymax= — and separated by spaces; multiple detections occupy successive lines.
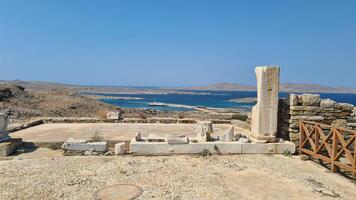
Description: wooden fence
xmin=299 ymin=120 xmax=356 ymax=175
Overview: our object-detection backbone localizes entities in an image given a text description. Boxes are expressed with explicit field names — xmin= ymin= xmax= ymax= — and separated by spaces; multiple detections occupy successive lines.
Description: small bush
xmin=283 ymin=150 xmax=292 ymax=157
xmin=199 ymin=148 xmax=211 ymax=157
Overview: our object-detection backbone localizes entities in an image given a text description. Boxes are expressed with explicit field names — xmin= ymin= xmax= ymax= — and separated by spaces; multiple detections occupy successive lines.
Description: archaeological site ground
xmin=0 ymin=66 xmax=355 ymax=200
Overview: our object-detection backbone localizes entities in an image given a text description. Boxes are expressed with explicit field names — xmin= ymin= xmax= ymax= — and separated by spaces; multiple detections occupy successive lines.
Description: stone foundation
xmin=278 ymin=94 xmax=355 ymax=144
xmin=0 ymin=138 xmax=22 ymax=157
xmin=130 ymin=139 xmax=295 ymax=155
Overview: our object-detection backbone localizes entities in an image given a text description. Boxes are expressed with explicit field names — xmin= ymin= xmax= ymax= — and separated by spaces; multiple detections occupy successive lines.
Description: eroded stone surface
xmin=65 ymin=137 xmax=87 ymax=143
xmin=320 ymin=99 xmax=336 ymax=108
xmin=62 ymin=141 xmax=108 ymax=152
xmin=301 ymin=94 xmax=320 ymax=106
xmin=114 ymin=142 xmax=125 ymax=155
xmin=135 ymin=132 xmax=142 ymax=141
xmin=147 ymin=134 xmax=164 ymax=142
xmin=0 ymin=138 xmax=22 ymax=157
xmin=251 ymin=66 xmax=280 ymax=141
xmin=166 ymin=135 xmax=189 ymax=144
xmin=106 ymin=111 xmax=121 ymax=120
xmin=130 ymin=139 xmax=295 ymax=155
xmin=219 ymin=126 xmax=234 ymax=142
xmin=196 ymin=121 xmax=213 ymax=142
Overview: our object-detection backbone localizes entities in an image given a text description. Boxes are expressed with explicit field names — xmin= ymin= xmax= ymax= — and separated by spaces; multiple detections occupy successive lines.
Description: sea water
xmin=98 ymin=90 xmax=356 ymax=111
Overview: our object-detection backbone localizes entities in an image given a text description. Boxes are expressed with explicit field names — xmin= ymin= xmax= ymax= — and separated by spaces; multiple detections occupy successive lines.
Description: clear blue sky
xmin=1 ymin=0 xmax=355 ymax=88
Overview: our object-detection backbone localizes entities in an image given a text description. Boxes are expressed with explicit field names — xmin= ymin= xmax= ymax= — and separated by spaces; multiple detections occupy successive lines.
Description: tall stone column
xmin=251 ymin=66 xmax=280 ymax=141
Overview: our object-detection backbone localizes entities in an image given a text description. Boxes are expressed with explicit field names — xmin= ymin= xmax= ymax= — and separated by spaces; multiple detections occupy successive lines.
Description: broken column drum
xmin=251 ymin=66 xmax=280 ymax=141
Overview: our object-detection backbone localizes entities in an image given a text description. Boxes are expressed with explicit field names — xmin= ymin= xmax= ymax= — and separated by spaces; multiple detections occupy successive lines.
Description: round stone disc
xmin=94 ymin=184 xmax=143 ymax=200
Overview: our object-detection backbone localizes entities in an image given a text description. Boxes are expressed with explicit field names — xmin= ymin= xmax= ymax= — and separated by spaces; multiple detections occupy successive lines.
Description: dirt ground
xmin=0 ymin=149 xmax=355 ymax=200
xmin=10 ymin=123 xmax=233 ymax=143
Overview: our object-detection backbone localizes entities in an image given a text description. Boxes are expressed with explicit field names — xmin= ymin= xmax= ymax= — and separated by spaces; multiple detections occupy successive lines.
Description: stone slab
xmin=347 ymin=123 xmax=356 ymax=127
xmin=241 ymin=141 xmax=295 ymax=154
xmin=0 ymin=138 xmax=22 ymax=157
xmin=0 ymin=133 xmax=10 ymax=142
xmin=106 ymin=111 xmax=121 ymax=120
xmin=166 ymin=135 xmax=189 ymax=144
xmin=62 ymin=141 xmax=108 ymax=152
xmin=114 ymin=142 xmax=125 ymax=155
xmin=147 ymin=134 xmax=165 ymax=142
xmin=130 ymin=139 xmax=216 ymax=155
xmin=214 ymin=142 xmax=242 ymax=154
xmin=65 ymin=137 xmax=87 ymax=143
xmin=130 ymin=139 xmax=295 ymax=155
xmin=301 ymin=94 xmax=320 ymax=106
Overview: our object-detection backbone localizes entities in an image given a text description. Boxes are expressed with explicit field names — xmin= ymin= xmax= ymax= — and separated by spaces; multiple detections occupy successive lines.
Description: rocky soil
xmin=0 ymin=84 xmax=245 ymax=123
xmin=0 ymin=153 xmax=355 ymax=200
xmin=0 ymin=85 xmax=117 ymax=122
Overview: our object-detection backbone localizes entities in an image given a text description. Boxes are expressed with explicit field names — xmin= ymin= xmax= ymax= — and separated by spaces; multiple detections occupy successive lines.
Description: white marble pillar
xmin=251 ymin=66 xmax=280 ymax=141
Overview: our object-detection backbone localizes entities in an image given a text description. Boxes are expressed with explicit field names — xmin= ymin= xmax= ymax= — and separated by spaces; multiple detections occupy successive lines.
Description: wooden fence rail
xmin=299 ymin=120 xmax=356 ymax=175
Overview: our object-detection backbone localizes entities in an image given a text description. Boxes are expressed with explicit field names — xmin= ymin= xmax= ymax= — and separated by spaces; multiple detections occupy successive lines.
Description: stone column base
xmin=0 ymin=132 xmax=10 ymax=143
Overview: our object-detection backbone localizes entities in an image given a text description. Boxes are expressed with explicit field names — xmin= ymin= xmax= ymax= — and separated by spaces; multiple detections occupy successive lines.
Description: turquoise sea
xmin=97 ymin=90 xmax=356 ymax=111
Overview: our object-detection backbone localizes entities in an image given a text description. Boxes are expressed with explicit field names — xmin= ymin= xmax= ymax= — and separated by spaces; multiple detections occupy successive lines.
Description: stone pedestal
xmin=115 ymin=143 xmax=126 ymax=155
xmin=251 ymin=66 xmax=280 ymax=141
xmin=0 ymin=138 xmax=22 ymax=157
xmin=196 ymin=121 xmax=213 ymax=142
xmin=0 ymin=113 xmax=10 ymax=142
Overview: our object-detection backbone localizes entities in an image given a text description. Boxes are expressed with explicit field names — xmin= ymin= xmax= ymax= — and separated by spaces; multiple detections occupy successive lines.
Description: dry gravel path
xmin=0 ymin=152 xmax=355 ymax=200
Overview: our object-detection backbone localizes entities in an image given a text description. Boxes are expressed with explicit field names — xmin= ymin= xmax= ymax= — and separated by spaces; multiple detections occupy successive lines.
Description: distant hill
xmin=0 ymin=79 xmax=73 ymax=93
xmin=280 ymin=83 xmax=356 ymax=94
xmin=1 ymin=80 xmax=355 ymax=94
xmin=185 ymin=83 xmax=255 ymax=91
xmin=184 ymin=82 xmax=356 ymax=94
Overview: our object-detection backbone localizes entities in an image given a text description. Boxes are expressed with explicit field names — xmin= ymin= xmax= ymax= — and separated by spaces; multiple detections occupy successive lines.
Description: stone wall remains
xmin=278 ymin=94 xmax=356 ymax=144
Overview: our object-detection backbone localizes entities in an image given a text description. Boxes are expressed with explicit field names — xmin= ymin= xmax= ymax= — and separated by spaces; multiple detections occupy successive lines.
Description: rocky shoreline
xmin=229 ymin=97 xmax=257 ymax=104
xmin=0 ymin=84 xmax=247 ymax=123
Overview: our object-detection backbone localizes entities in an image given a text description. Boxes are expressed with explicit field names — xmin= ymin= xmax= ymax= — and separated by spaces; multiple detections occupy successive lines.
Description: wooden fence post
xmin=314 ymin=124 xmax=320 ymax=154
xmin=331 ymin=127 xmax=337 ymax=173
xmin=299 ymin=120 xmax=304 ymax=155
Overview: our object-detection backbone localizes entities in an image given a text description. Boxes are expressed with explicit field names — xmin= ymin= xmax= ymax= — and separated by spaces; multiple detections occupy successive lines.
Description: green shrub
xmin=199 ymin=148 xmax=211 ymax=157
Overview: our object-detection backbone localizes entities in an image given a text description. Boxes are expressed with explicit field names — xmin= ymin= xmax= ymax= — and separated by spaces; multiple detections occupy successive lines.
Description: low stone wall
xmin=278 ymin=94 xmax=356 ymax=144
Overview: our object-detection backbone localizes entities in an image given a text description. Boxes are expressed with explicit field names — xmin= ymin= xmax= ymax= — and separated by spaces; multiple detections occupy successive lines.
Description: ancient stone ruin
xmin=130 ymin=66 xmax=295 ymax=155
xmin=0 ymin=113 xmax=23 ymax=156
xmin=278 ymin=93 xmax=356 ymax=144
xmin=251 ymin=66 xmax=280 ymax=142
xmin=130 ymin=120 xmax=295 ymax=155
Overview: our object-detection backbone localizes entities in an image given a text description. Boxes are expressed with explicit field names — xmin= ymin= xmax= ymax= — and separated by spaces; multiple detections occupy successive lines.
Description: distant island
xmin=184 ymin=82 xmax=356 ymax=94
xmin=0 ymin=79 xmax=355 ymax=94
